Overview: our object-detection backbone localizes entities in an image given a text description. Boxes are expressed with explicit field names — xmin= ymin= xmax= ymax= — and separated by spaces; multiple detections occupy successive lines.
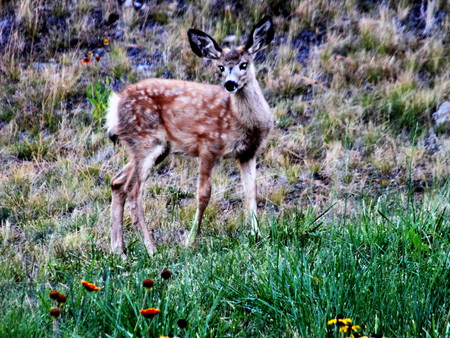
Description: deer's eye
xmin=218 ymin=65 xmax=225 ymax=72
xmin=239 ymin=63 xmax=248 ymax=70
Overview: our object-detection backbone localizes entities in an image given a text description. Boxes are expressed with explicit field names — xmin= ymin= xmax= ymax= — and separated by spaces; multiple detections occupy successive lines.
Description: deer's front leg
xmin=186 ymin=157 xmax=215 ymax=247
xmin=239 ymin=157 xmax=258 ymax=235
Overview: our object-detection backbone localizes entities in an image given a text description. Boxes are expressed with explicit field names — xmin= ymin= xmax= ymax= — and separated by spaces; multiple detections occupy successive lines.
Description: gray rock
xmin=432 ymin=101 xmax=450 ymax=126
xmin=422 ymin=130 xmax=440 ymax=154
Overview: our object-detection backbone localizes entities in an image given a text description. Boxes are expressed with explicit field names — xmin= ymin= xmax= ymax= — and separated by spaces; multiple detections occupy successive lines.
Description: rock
xmin=432 ymin=101 xmax=450 ymax=126
xmin=421 ymin=130 xmax=440 ymax=154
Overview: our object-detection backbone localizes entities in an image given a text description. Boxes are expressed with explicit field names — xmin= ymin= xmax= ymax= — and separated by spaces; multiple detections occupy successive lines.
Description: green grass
xmin=1 ymin=0 xmax=450 ymax=337
xmin=0 ymin=188 xmax=449 ymax=337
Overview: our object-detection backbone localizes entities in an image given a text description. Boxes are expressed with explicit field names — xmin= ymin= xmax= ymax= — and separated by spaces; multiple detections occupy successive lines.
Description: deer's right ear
xmin=188 ymin=29 xmax=222 ymax=59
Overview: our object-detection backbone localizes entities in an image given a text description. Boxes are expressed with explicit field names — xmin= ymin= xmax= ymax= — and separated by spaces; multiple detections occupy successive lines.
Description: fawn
xmin=106 ymin=16 xmax=274 ymax=255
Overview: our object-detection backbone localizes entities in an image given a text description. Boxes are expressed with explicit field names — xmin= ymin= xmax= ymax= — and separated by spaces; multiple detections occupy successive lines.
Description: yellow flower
xmin=327 ymin=315 xmax=352 ymax=326
xmin=103 ymin=39 xmax=110 ymax=46
xmin=87 ymin=51 xmax=93 ymax=56
xmin=340 ymin=325 xmax=361 ymax=332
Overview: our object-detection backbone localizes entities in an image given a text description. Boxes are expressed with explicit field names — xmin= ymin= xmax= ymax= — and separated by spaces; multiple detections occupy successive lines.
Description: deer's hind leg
xmin=110 ymin=162 xmax=134 ymax=255
xmin=128 ymin=142 xmax=168 ymax=255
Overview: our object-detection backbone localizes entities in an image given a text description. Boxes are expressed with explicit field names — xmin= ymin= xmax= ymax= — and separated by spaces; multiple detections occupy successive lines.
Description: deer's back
xmin=115 ymin=78 xmax=268 ymax=160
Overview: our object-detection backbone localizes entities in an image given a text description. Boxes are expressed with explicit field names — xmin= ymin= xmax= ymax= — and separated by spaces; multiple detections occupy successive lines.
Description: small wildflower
xmin=346 ymin=334 xmax=367 ymax=338
xmin=160 ymin=334 xmax=179 ymax=338
xmin=177 ymin=318 xmax=188 ymax=329
xmin=142 ymin=278 xmax=154 ymax=289
xmin=95 ymin=55 xmax=101 ymax=62
xmin=340 ymin=325 xmax=361 ymax=332
xmin=81 ymin=280 xmax=101 ymax=292
xmin=56 ymin=294 xmax=67 ymax=306
xmin=328 ymin=314 xmax=352 ymax=326
xmin=370 ymin=335 xmax=388 ymax=338
xmin=49 ymin=290 xmax=60 ymax=300
xmin=81 ymin=57 xmax=91 ymax=65
xmin=103 ymin=39 xmax=110 ymax=46
xmin=161 ymin=269 xmax=172 ymax=280
xmin=140 ymin=308 xmax=160 ymax=319
xmin=87 ymin=51 xmax=93 ymax=57
xmin=50 ymin=308 xmax=61 ymax=318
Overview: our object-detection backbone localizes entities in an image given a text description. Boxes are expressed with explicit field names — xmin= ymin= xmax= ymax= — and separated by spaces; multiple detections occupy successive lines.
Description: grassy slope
xmin=0 ymin=0 xmax=449 ymax=337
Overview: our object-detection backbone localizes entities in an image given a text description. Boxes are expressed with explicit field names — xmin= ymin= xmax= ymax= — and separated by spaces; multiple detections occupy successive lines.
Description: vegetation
xmin=0 ymin=0 xmax=449 ymax=337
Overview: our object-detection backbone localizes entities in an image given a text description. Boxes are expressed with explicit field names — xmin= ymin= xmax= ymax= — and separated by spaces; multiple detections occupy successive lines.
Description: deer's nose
xmin=224 ymin=81 xmax=238 ymax=92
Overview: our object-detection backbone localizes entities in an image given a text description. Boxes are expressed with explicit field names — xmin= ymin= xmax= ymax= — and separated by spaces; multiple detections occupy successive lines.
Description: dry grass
xmin=0 ymin=0 xmax=449 ymax=266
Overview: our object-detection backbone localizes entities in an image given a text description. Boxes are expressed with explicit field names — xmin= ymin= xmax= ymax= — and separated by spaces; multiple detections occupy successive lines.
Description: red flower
xmin=49 ymin=290 xmax=60 ymax=300
xmin=81 ymin=280 xmax=101 ymax=292
xmin=140 ymin=308 xmax=160 ymax=318
xmin=142 ymin=279 xmax=154 ymax=289
xmin=81 ymin=57 xmax=91 ymax=65
xmin=161 ymin=269 xmax=172 ymax=280
xmin=50 ymin=308 xmax=61 ymax=318
xmin=56 ymin=294 xmax=67 ymax=305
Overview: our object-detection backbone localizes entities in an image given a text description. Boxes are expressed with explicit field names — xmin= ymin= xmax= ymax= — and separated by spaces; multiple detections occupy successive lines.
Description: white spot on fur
xmin=179 ymin=97 xmax=191 ymax=103
xmin=105 ymin=92 xmax=121 ymax=134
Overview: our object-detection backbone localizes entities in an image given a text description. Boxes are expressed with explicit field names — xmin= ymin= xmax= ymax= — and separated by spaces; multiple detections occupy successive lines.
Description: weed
xmin=86 ymin=77 xmax=112 ymax=127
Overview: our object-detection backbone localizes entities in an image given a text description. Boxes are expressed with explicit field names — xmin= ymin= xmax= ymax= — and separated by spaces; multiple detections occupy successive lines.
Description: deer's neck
xmin=231 ymin=78 xmax=273 ymax=131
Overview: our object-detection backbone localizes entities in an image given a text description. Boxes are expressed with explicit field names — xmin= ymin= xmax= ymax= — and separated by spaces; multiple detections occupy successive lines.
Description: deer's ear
xmin=244 ymin=16 xmax=274 ymax=55
xmin=188 ymin=29 xmax=222 ymax=59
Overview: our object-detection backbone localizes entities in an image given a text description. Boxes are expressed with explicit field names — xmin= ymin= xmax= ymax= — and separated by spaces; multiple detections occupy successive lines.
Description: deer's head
xmin=188 ymin=16 xmax=274 ymax=94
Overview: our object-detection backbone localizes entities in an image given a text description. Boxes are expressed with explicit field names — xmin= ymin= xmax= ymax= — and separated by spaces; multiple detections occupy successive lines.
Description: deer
xmin=106 ymin=16 xmax=274 ymax=256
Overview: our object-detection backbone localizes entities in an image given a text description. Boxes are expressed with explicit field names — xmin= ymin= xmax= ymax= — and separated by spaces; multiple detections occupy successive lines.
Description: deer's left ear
xmin=245 ymin=16 xmax=274 ymax=55
xmin=188 ymin=29 xmax=222 ymax=59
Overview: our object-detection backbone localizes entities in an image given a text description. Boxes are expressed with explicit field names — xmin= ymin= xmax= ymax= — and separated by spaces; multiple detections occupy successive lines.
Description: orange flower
xmin=142 ymin=278 xmax=154 ymax=289
xmin=81 ymin=57 xmax=91 ymax=65
xmin=81 ymin=280 xmax=101 ymax=292
xmin=50 ymin=308 xmax=61 ymax=318
xmin=140 ymin=308 xmax=160 ymax=318
xmin=56 ymin=293 xmax=67 ymax=305
xmin=103 ymin=39 xmax=110 ymax=46
xmin=87 ymin=51 xmax=93 ymax=57
xmin=49 ymin=290 xmax=60 ymax=300
xmin=161 ymin=269 xmax=172 ymax=280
